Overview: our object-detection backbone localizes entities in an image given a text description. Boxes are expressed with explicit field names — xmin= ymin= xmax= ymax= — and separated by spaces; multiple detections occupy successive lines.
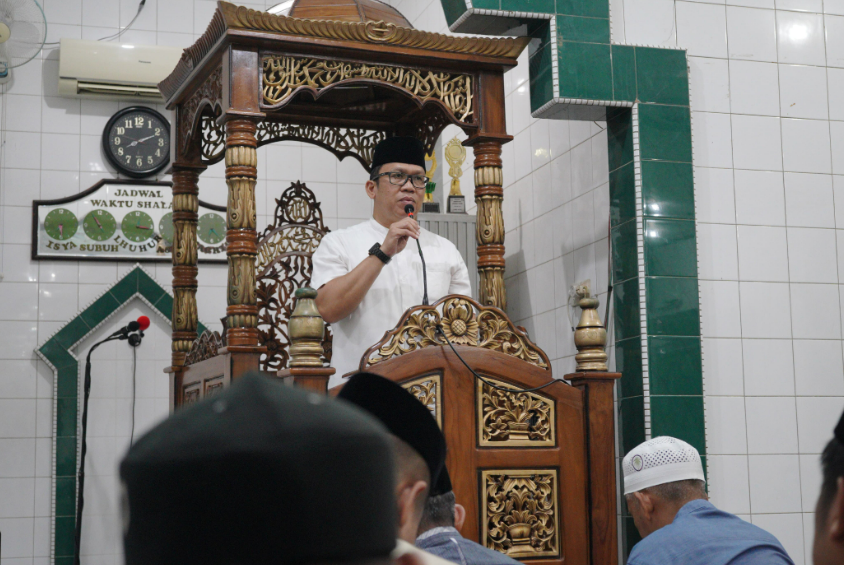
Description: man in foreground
xmin=119 ymin=373 xmax=422 ymax=565
xmin=338 ymin=372 xmax=448 ymax=546
xmin=312 ymin=137 xmax=470 ymax=384
xmin=812 ymin=409 xmax=844 ymax=565
xmin=624 ymin=436 xmax=794 ymax=564
xmin=416 ymin=467 xmax=522 ymax=565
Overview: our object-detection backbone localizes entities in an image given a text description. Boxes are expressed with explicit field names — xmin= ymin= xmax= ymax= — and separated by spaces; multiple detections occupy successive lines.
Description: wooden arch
xmin=159 ymin=1 xmax=529 ymax=376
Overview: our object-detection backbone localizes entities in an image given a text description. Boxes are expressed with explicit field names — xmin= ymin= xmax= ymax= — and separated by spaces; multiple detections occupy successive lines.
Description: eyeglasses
xmin=371 ymin=170 xmax=428 ymax=189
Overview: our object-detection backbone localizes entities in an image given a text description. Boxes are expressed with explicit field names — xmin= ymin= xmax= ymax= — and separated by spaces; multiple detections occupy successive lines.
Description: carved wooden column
xmin=223 ymin=118 xmax=261 ymax=374
xmin=171 ymin=162 xmax=203 ymax=368
xmin=473 ymin=139 xmax=506 ymax=310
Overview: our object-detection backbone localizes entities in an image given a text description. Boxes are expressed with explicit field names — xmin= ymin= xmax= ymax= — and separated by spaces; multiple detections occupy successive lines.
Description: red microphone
xmin=137 ymin=316 xmax=150 ymax=331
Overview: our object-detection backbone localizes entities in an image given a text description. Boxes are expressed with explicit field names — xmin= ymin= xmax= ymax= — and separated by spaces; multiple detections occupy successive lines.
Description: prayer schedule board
xmin=32 ymin=180 xmax=227 ymax=262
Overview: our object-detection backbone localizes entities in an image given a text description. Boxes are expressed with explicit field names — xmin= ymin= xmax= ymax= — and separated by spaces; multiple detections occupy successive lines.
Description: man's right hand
xmin=380 ymin=217 xmax=420 ymax=257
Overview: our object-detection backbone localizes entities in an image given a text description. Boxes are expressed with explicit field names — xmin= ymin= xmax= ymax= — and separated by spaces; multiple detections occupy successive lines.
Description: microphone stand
xmin=74 ymin=327 xmax=142 ymax=565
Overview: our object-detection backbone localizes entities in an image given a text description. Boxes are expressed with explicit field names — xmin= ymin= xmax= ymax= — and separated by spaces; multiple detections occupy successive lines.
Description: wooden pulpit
xmin=328 ymin=295 xmax=620 ymax=565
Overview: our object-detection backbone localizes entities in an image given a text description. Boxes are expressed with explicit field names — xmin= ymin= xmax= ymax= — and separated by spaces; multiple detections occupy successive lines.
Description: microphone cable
xmin=405 ymin=204 xmax=429 ymax=306
xmin=435 ymin=325 xmax=559 ymax=393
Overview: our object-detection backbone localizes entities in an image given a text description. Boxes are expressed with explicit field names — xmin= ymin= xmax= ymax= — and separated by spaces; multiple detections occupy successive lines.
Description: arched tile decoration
xmin=439 ymin=1 xmax=705 ymax=553
xmin=35 ymin=265 xmax=208 ymax=565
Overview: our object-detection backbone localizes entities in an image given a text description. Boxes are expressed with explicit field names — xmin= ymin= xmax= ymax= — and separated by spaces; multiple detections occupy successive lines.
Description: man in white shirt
xmin=312 ymin=137 xmax=471 ymax=384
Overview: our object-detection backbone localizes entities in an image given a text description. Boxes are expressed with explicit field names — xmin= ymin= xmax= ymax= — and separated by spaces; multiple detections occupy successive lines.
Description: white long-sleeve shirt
xmin=311 ymin=218 xmax=471 ymax=387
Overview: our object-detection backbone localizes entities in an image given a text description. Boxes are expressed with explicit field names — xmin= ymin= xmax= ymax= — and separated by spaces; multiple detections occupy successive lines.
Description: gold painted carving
xmin=475 ymin=166 xmax=503 ymax=188
xmin=173 ymin=288 xmax=198 ymax=334
xmin=574 ymin=289 xmax=608 ymax=371
xmin=402 ymin=375 xmax=442 ymax=427
xmin=445 ymin=137 xmax=466 ymax=197
xmin=227 ymin=177 xmax=257 ymax=230
xmin=185 ymin=330 xmax=226 ymax=365
xmin=476 ymin=195 xmax=504 ymax=245
xmin=228 ymin=255 xmax=257 ymax=307
xmin=204 ymin=376 xmax=224 ymax=397
xmin=262 ymin=56 xmax=473 ymax=123
xmin=479 ymin=268 xmax=506 ymax=311
xmin=257 ymin=122 xmax=387 ymax=168
xmin=174 ymin=221 xmax=198 ymax=266
xmin=288 ymin=288 xmax=327 ymax=367
xmin=482 ymin=470 xmax=560 ymax=558
xmin=179 ymin=66 xmax=222 ymax=153
xmin=201 ymin=109 xmax=225 ymax=162
xmin=478 ymin=378 xmax=554 ymax=447
xmin=183 ymin=383 xmax=201 ymax=406
xmin=363 ymin=295 xmax=549 ymax=370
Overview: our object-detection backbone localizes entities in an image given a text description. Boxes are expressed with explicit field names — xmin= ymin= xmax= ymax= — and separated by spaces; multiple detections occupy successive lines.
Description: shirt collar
xmin=368 ymin=217 xmax=389 ymax=236
xmin=416 ymin=526 xmax=459 ymax=541
xmin=674 ymin=499 xmax=713 ymax=521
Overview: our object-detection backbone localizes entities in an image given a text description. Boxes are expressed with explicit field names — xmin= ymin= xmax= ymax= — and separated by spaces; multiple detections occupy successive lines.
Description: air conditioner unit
xmin=58 ymin=39 xmax=183 ymax=102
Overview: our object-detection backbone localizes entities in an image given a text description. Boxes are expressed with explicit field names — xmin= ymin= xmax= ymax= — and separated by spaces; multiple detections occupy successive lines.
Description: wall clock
xmin=32 ymin=180 xmax=226 ymax=263
xmin=103 ymin=106 xmax=171 ymax=178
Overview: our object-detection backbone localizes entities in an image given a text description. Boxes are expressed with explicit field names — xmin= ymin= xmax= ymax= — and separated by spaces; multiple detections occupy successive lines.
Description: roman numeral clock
xmin=31 ymin=107 xmax=226 ymax=262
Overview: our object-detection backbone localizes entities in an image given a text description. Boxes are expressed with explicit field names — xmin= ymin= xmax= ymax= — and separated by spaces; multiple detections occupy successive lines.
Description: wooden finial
xmin=574 ymin=290 xmax=608 ymax=372
xmin=288 ymin=287 xmax=326 ymax=367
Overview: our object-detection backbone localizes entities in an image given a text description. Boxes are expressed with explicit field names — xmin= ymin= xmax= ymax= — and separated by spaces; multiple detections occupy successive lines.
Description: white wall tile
xmin=782 ymin=118 xmax=833 ymax=173
xmin=689 ymin=57 xmax=731 ymax=113
xmin=739 ymin=282 xmax=793 ymax=337
xmin=698 ymin=223 xmax=739 ymax=280
xmin=797 ymin=397 xmax=844 ymax=454
xmin=737 ymin=225 xmax=789 ymax=281
xmin=830 ymin=122 xmax=844 ymax=175
xmin=746 ymin=396 xmax=800 ymax=453
xmin=622 ymin=0 xmax=677 ymax=45
xmin=828 ymin=69 xmax=844 ymax=120
xmin=703 ymin=338 xmax=745 ymax=395
xmin=700 ymin=280 xmax=743 ymax=337
xmin=748 ymin=454 xmax=804 ymax=511
xmin=787 ymin=228 xmax=838 ymax=282
xmin=676 ymin=2 xmax=729 ymax=58
xmin=780 ymin=64 xmax=829 ymax=119
xmin=743 ymin=338 xmax=796 ymax=395
xmin=735 ymin=170 xmax=786 ymax=225
xmin=695 ymin=167 xmax=736 ymax=223
xmin=706 ymin=396 xmax=749 ymax=454
xmin=727 ymin=7 xmax=779 ymax=61
xmin=729 ymin=60 xmax=781 ymax=116
xmin=793 ymin=339 xmax=844 ymax=395
xmin=708 ymin=455 xmax=751 ymax=514
xmin=693 ymin=113 xmax=734 ymax=171
xmin=777 ymin=11 xmax=827 ymax=66
xmin=732 ymin=115 xmax=783 ymax=170
xmin=790 ymin=283 xmax=841 ymax=338
xmin=784 ymin=173 xmax=836 ymax=227
xmin=826 ymin=15 xmax=844 ymax=68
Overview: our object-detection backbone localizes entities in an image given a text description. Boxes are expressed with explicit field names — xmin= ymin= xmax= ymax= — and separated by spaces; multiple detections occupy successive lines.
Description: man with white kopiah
xmin=623 ymin=436 xmax=794 ymax=564
xmin=311 ymin=137 xmax=471 ymax=385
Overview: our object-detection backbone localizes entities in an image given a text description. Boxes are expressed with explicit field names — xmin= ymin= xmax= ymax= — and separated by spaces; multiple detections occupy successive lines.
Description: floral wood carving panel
xmin=477 ymin=378 xmax=554 ymax=447
xmin=363 ymin=296 xmax=549 ymax=370
xmin=262 ymin=55 xmax=474 ymax=123
xmin=482 ymin=470 xmax=560 ymax=559
xmin=401 ymin=374 xmax=442 ymax=427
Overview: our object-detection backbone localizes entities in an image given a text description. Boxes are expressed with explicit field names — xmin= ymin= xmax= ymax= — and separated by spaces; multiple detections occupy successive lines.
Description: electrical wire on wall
xmin=43 ymin=0 xmax=146 ymax=46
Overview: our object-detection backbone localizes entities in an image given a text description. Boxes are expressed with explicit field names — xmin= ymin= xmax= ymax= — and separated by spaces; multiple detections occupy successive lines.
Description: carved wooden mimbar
xmin=160 ymin=3 xmax=620 ymax=564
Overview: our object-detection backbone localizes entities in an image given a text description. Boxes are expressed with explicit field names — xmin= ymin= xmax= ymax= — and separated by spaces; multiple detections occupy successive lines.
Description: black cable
xmin=75 ymin=334 xmax=121 ymax=565
xmin=435 ymin=325 xmax=559 ymax=393
xmin=417 ymin=238 xmax=429 ymax=306
xmin=130 ymin=345 xmax=137 ymax=444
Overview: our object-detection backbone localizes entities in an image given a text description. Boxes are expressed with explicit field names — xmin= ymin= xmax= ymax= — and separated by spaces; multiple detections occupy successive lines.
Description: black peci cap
xmin=120 ymin=373 xmax=398 ymax=565
xmin=431 ymin=464 xmax=452 ymax=497
xmin=370 ymin=136 xmax=426 ymax=173
xmin=338 ymin=372 xmax=446 ymax=491
xmin=836 ymin=409 xmax=844 ymax=444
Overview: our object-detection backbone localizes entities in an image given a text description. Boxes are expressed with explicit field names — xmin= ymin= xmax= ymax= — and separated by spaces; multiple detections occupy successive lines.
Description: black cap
xmin=835 ymin=409 xmax=844 ymax=443
xmin=120 ymin=373 xmax=398 ymax=565
xmin=338 ymin=372 xmax=446 ymax=490
xmin=371 ymin=136 xmax=426 ymax=173
xmin=431 ymin=464 xmax=452 ymax=497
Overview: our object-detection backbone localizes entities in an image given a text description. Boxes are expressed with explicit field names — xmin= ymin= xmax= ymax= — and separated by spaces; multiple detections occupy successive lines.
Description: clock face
xmin=198 ymin=213 xmax=226 ymax=245
xmin=121 ymin=210 xmax=155 ymax=243
xmin=158 ymin=212 xmax=174 ymax=244
xmin=83 ymin=209 xmax=117 ymax=241
xmin=44 ymin=208 xmax=78 ymax=241
xmin=103 ymin=107 xmax=171 ymax=178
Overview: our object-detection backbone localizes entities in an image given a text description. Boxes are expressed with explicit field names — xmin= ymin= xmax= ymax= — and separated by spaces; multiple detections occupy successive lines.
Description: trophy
xmin=445 ymin=137 xmax=466 ymax=214
xmin=422 ymin=150 xmax=440 ymax=213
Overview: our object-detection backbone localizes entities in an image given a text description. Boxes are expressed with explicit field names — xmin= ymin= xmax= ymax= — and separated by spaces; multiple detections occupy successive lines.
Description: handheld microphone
xmin=404 ymin=204 xmax=429 ymax=306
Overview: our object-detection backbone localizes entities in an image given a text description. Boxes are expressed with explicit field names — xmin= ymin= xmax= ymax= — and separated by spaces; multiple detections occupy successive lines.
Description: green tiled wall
xmin=36 ymin=267 xmax=201 ymax=562
xmin=441 ymin=0 xmax=705 ymax=557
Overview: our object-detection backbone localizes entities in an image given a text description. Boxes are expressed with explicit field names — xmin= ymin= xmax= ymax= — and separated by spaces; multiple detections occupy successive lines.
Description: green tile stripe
xmin=34 ymin=265 xmax=206 ymax=563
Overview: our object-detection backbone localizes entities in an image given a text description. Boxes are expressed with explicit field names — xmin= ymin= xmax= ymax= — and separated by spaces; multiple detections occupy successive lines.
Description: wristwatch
xmin=368 ymin=243 xmax=392 ymax=264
